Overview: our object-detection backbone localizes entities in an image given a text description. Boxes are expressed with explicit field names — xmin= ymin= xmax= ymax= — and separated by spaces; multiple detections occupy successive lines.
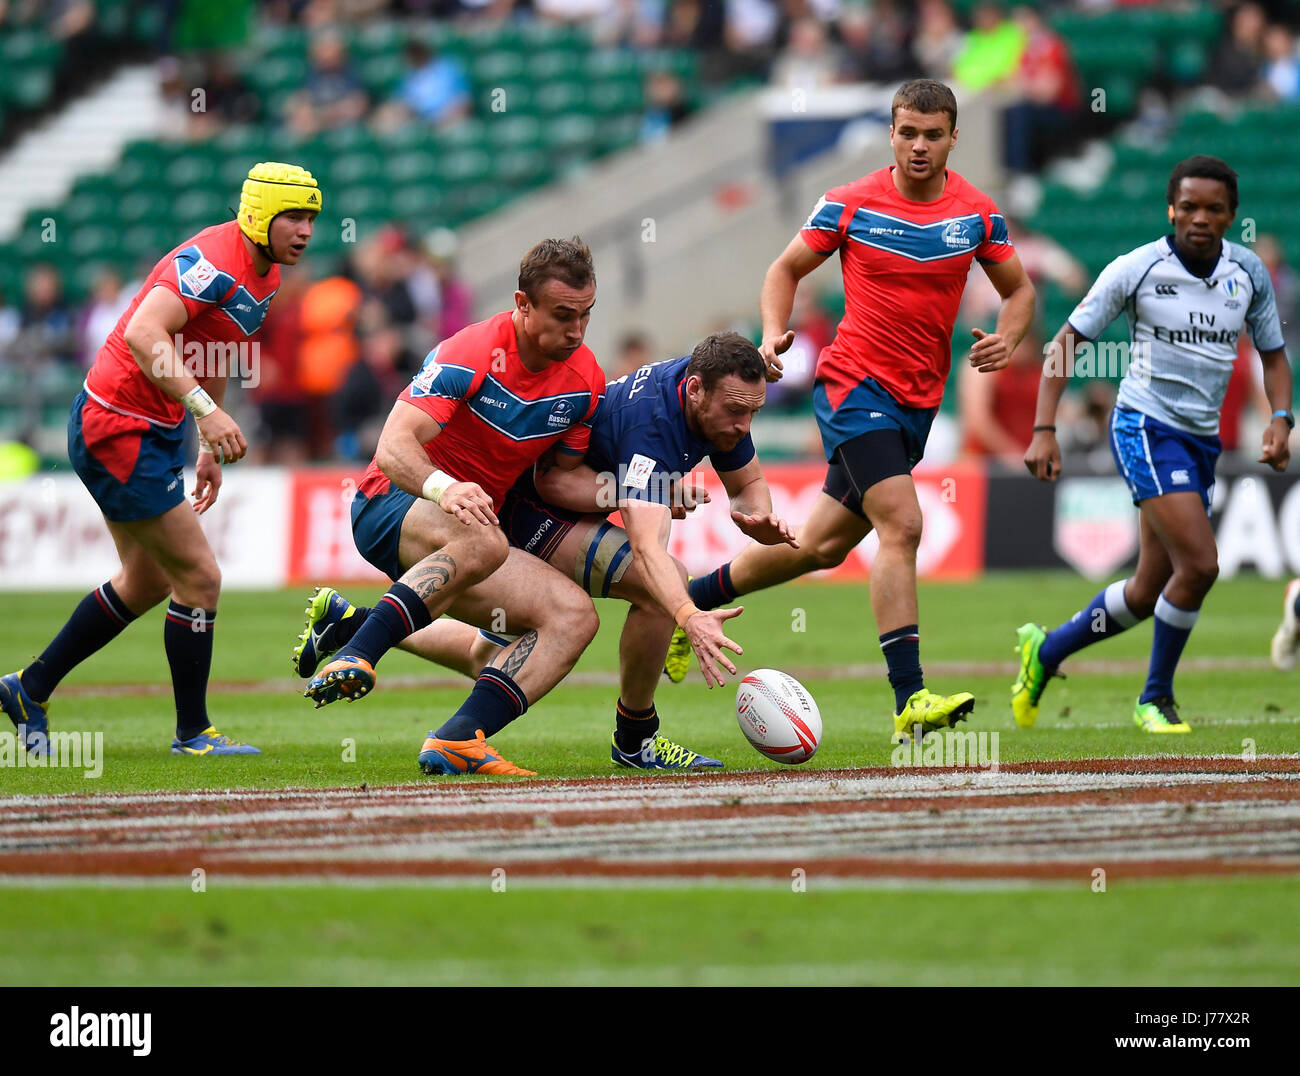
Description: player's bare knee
xmin=806 ymin=536 xmax=853 ymax=572
xmin=179 ymin=561 xmax=221 ymax=608
xmin=1182 ymin=557 xmax=1219 ymax=594
xmin=555 ymin=589 xmax=599 ymax=646
xmin=447 ymin=527 xmax=508 ymax=583
xmin=878 ymin=512 xmax=923 ymax=552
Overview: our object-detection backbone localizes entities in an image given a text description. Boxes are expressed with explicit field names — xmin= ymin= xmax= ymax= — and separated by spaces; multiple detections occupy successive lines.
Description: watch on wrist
xmin=1274 ymin=409 xmax=1295 ymax=430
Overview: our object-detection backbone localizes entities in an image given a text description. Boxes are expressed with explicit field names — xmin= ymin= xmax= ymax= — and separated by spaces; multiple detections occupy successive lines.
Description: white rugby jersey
xmin=1067 ymin=236 xmax=1285 ymax=436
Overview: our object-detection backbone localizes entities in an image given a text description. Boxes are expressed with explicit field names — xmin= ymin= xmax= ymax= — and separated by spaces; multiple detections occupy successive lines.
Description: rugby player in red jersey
xmin=0 ymin=163 xmax=320 ymax=756
xmin=682 ymin=80 xmax=1036 ymax=743
xmin=303 ymin=238 xmax=614 ymax=777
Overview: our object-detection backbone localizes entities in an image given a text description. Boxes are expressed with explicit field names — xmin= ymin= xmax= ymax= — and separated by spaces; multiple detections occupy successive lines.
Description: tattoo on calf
xmin=406 ymin=552 xmax=457 ymax=599
xmin=496 ymin=629 xmax=539 ymax=678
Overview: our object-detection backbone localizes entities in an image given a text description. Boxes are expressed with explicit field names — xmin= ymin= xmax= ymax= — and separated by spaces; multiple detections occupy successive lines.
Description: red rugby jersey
xmin=358 ymin=310 xmax=604 ymax=509
xmin=800 ymin=166 xmax=1013 ymax=410
xmin=85 ymin=220 xmax=280 ymax=427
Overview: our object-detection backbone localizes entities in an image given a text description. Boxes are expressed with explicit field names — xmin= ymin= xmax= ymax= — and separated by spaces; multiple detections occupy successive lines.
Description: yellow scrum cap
xmin=237 ymin=162 xmax=322 ymax=246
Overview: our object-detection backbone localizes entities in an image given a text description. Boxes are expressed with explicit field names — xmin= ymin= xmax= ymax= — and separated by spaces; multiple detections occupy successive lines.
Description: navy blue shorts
xmin=68 ymin=390 xmax=187 ymax=523
xmin=350 ymin=484 xmax=418 ymax=581
xmin=813 ymin=375 xmax=937 ymax=466
xmin=1109 ymin=406 xmax=1221 ymax=512
xmin=498 ymin=477 xmax=582 ymax=561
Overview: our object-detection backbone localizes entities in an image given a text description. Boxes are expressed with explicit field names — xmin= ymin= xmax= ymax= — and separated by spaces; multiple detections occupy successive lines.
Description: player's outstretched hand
xmin=759 ymin=330 xmax=795 ymax=382
xmin=1260 ymin=418 xmax=1292 ymax=472
xmin=684 ymin=606 xmax=744 ymax=690
xmin=732 ymin=509 xmax=799 ymax=548
xmin=1024 ymin=429 xmax=1061 ymax=482
xmin=441 ymin=481 xmax=498 ymax=527
xmin=191 ymin=451 xmax=223 ymax=514
xmin=196 ymin=409 xmax=247 ymax=464
xmin=670 ymin=476 xmax=712 ymax=519
xmin=968 ymin=328 xmax=1011 ymax=372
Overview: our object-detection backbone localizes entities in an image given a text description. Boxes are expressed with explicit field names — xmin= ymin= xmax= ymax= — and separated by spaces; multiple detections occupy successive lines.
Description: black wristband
xmin=1033 ymin=425 xmax=1056 ymax=433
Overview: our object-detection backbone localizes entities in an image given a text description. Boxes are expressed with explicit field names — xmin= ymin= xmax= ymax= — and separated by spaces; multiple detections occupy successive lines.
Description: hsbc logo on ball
xmin=735 ymin=692 xmax=767 ymax=736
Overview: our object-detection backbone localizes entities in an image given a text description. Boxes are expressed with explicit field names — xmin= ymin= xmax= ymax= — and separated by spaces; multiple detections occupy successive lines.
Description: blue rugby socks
xmin=614 ymin=699 xmax=659 ymax=753
xmin=165 ymin=601 xmax=217 ymax=741
xmin=338 ymin=583 xmax=430 ymax=668
xmin=1039 ymin=579 xmax=1144 ymax=671
xmin=880 ymin=624 xmax=924 ymax=713
xmin=21 ymin=582 xmax=138 ymax=702
xmin=1141 ymin=594 xmax=1200 ymax=703
xmin=689 ymin=564 xmax=737 ymax=611
xmin=433 ymin=667 xmax=528 ymax=741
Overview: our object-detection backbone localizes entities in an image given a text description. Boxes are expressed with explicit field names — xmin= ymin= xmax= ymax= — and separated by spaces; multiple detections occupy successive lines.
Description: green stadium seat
xmin=332 ymin=184 xmax=390 ymax=221
xmin=471 ymin=51 xmax=527 ymax=86
xmin=533 ymin=79 xmax=586 ymax=116
xmin=387 ymin=150 xmax=438 ymax=186
xmin=437 ymin=148 xmax=492 ymax=187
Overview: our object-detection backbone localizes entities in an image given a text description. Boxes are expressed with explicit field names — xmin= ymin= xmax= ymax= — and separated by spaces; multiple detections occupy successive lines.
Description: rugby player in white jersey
xmin=1013 ymin=155 xmax=1293 ymax=733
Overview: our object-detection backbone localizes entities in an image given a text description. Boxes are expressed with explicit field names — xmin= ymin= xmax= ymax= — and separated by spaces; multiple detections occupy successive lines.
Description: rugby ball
xmin=735 ymin=669 xmax=822 ymax=764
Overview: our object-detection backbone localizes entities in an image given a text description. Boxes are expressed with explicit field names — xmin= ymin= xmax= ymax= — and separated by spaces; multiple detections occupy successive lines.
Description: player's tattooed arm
xmin=494 ymin=630 xmax=539 ymax=678
xmin=405 ymin=552 xmax=457 ymax=599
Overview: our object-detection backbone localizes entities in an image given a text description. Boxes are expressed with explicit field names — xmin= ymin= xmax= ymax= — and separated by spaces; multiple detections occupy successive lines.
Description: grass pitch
xmin=2 ymin=572 xmax=1297 ymax=986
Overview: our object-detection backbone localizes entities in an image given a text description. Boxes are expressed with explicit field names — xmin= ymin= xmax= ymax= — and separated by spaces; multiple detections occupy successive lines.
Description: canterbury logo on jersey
xmin=1154 ymin=284 xmax=1179 ymax=296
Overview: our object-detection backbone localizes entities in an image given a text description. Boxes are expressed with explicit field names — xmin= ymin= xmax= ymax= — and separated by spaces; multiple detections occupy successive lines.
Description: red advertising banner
xmin=287 ymin=468 xmax=387 ymax=585
xmin=285 ymin=461 xmax=988 ymax=585
xmin=664 ymin=460 xmax=987 ymax=580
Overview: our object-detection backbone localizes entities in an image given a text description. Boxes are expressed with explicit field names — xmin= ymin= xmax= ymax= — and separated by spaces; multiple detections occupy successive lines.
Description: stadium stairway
xmin=457 ymin=87 xmax=1001 ymax=363
xmin=0 ymin=64 xmax=163 ymax=240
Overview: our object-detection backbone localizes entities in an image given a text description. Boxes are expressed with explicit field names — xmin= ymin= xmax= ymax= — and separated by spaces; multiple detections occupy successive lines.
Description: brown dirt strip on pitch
xmin=2 ymin=757 xmax=1299 ymax=885
xmin=50 ymin=655 xmax=1279 ymax=698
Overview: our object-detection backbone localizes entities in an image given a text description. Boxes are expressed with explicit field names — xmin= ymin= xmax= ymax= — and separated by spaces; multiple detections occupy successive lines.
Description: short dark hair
xmin=891 ymin=79 xmax=958 ymax=132
xmin=686 ymin=331 xmax=766 ymax=389
xmin=1167 ymin=155 xmax=1239 ymax=212
xmin=518 ymin=236 xmax=595 ymax=302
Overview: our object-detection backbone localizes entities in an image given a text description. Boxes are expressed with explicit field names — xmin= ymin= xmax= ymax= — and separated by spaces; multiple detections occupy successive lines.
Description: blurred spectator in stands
xmin=298 ymin=267 xmax=363 ymax=458
xmin=10 ymin=265 xmax=76 ymax=368
xmin=959 ymin=326 xmax=1042 ymax=467
xmin=536 ymin=0 xmax=617 ymax=22
xmin=960 ymin=216 xmax=1086 ymax=326
xmin=772 ymin=17 xmax=840 ymax=92
xmin=284 ymin=31 xmax=368 ymax=138
xmin=333 ymin=323 xmax=414 ymax=462
xmin=0 ymin=287 xmax=21 ymax=357
xmin=839 ymin=0 xmax=920 ymax=84
xmin=1210 ymin=2 xmax=1266 ymax=96
xmin=641 ymin=69 xmax=693 ymax=140
xmin=1256 ymin=233 xmax=1298 ymax=355
xmin=609 ymin=330 xmax=654 ymax=380
xmin=952 ymin=2 xmax=1025 ymax=92
xmin=1003 ymin=6 xmax=1079 ymax=174
xmin=1057 ymin=380 xmax=1117 ymax=473
xmin=248 ymin=267 xmax=311 ymax=464
xmin=593 ymin=0 xmax=665 ymax=48
xmin=767 ymin=288 xmax=831 ymax=407
xmin=425 ymin=228 xmax=474 ymax=341
xmin=913 ymin=0 xmax=965 ymax=81
xmin=374 ymin=41 xmax=472 ymax=132
xmin=1219 ymin=336 xmax=1274 ymax=454
xmin=353 ymin=226 xmax=419 ymax=332
xmin=78 ymin=268 xmax=131 ymax=368
xmin=664 ymin=0 xmax=726 ymax=51
xmin=1262 ymin=24 xmax=1300 ymax=101
xmin=191 ymin=52 xmax=261 ymax=135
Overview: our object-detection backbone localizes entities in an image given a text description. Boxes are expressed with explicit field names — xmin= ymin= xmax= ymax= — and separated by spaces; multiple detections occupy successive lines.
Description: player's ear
xmin=1166 ymin=206 xmax=1175 ymax=224
xmin=514 ymin=289 xmax=530 ymax=314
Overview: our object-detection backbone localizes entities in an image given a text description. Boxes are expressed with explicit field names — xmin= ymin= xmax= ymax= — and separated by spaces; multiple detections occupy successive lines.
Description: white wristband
xmin=421 ymin=469 xmax=457 ymax=504
xmin=180 ymin=386 xmax=217 ymax=419
xmin=198 ymin=439 xmax=213 ymax=454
